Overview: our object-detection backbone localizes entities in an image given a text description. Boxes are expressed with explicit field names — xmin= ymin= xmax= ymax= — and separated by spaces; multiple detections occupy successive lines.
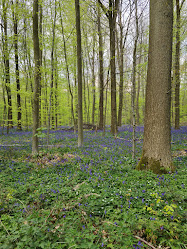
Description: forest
xmin=0 ymin=0 xmax=187 ymax=248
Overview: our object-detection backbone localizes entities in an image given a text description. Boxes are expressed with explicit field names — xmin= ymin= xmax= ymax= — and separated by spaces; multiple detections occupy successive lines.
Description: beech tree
xmin=98 ymin=6 xmax=104 ymax=130
xmin=12 ymin=0 xmax=22 ymax=130
xmin=98 ymin=0 xmax=119 ymax=135
xmin=174 ymin=0 xmax=186 ymax=129
xmin=137 ymin=0 xmax=175 ymax=173
xmin=75 ymin=0 xmax=83 ymax=147
xmin=32 ymin=0 xmax=41 ymax=154
xmin=2 ymin=0 xmax=13 ymax=132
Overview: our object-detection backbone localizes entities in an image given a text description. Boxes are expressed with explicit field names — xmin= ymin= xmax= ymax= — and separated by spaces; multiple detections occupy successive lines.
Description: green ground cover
xmin=0 ymin=126 xmax=186 ymax=249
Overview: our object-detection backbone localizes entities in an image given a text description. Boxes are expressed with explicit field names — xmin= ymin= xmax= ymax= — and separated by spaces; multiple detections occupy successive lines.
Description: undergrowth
xmin=0 ymin=126 xmax=186 ymax=249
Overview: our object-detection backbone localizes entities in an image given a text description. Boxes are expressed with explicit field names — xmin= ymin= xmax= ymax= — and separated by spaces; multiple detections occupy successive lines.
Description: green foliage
xmin=0 ymin=127 xmax=186 ymax=248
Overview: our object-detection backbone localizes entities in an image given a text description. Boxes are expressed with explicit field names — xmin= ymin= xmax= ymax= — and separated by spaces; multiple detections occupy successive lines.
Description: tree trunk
xmin=32 ymin=0 xmax=41 ymax=154
xmin=2 ymin=0 xmax=13 ymax=132
xmin=55 ymin=56 xmax=58 ymax=129
xmin=136 ymin=0 xmax=174 ymax=173
xmin=174 ymin=0 xmax=181 ymax=129
xmin=47 ymin=0 xmax=57 ymax=143
xmin=59 ymin=5 xmax=75 ymax=128
xmin=39 ymin=0 xmax=43 ymax=127
xmin=75 ymin=0 xmax=83 ymax=147
xmin=98 ymin=7 xmax=104 ymax=129
xmin=136 ymin=35 xmax=142 ymax=125
xmin=109 ymin=0 xmax=118 ymax=135
xmin=131 ymin=0 xmax=138 ymax=160
xmin=13 ymin=0 xmax=22 ymax=130
xmin=118 ymin=0 xmax=131 ymax=126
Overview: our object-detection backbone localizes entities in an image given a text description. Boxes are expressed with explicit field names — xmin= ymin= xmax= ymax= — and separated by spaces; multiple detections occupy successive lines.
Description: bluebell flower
xmin=137 ymin=241 xmax=143 ymax=246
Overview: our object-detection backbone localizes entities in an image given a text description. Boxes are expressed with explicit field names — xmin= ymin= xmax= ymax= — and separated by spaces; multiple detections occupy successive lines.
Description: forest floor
xmin=0 ymin=126 xmax=186 ymax=249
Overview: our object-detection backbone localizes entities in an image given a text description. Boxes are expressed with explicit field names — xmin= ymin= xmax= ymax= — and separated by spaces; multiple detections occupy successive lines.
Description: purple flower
xmin=160 ymin=226 xmax=164 ymax=230
xmin=137 ymin=241 xmax=143 ymax=246
xmin=142 ymin=198 xmax=145 ymax=203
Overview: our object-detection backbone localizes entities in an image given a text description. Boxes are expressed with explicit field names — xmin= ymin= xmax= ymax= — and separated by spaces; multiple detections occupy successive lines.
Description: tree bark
xmin=75 ymin=0 xmax=83 ymax=147
xmin=98 ymin=7 xmax=104 ymax=129
xmin=109 ymin=0 xmax=118 ymax=135
xmin=174 ymin=0 xmax=181 ymax=129
xmin=32 ymin=0 xmax=41 ymax=154
xmin=59 ymin=4 xmax=75 ymax=128
xmin=47 ymin=0 xmax=57 ymax=143
xmin=2 ymin=0 xmax=13 ymax=132
xmin=98 ymin=0 xmax=119 ymax=135
xmin=131 ymin=0 xmax=138 ymax=160
xmin=12 ymin=0 xmax=22 ymax=130
xmin=136 ymin=0 xmax=174 ymax=173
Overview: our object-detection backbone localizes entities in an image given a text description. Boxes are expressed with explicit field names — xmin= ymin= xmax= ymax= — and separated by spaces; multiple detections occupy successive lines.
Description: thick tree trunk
xmin=136 ymin=0 xmax=174 ymax=173
xmin=32 ymin=0 xmax=41 ymax=154
xmin=75 ymin=0 xmax=83 ymax=146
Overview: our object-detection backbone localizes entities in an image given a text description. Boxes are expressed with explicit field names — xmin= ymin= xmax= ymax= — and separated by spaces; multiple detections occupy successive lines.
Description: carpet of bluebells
xmin=0 ymin=126 xmax=186 ymax=249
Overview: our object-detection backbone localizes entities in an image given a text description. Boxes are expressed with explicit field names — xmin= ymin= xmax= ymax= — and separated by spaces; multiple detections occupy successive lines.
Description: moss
xmin=136 ymin=156 xmax=175 ymax=174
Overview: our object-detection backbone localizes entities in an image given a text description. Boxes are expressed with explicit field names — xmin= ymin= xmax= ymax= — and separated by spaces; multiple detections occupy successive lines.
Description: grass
xmin=0 ymin=125 xmax=186 ymax=249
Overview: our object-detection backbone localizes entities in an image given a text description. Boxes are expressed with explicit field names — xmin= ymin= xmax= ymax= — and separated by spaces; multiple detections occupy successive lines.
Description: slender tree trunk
xmin=39 ymin=0 xmax=43 ymax=127
xmin=55 ymin=56 xmax=58 ymax=129
xmin=117 ymin=24 xmax=124 ymax=127
xmin=2 ymin=0 xmax=13 ymax=132
xmin=137 ymin=0 xmax=174 ymax=173
xmin=136 ymin=36 xmax=142 ymax=125
xmin=32 ymin=0 xmax=41 ymax=154
xmin=91 ymin=36 xmax=96 ymax=125
xmin=131 ymin=0 xmax=138 ymax=160
xmin=103 ymin=68 xmax=110 ymax=136
xmin=59 ymin=8 xmax=75 ymax=128
xmin=47 ymin=0 xmax=57 ymax=143
xmin=109 ymin=0 xmax=118 ymax=135
xmin=73 ymin=45 xmax=78 ymax=130
xmin=98 ymin=7 xmax=104 ymax=129
xmin=75 ymin=0 xmax=83 ymax=146
xmin=13 ymin=0 xmax=22 ymax=130
xmin=82 ymin=59 xmax=87 ymax=123
xmin=174 ymin=0 xmax=181 ymax=129
xmin=2 ymin=82 xmax=7 ymax=135
xmin=118 ymin=0 xmax=131 ymax=126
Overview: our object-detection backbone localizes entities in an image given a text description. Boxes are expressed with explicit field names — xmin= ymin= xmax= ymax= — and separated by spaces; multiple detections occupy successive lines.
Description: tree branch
xmin=180 ymin=0 xmax=186 ymax=11
xmin=134 ymin=235 xmax=157 ymax=249
xmin=97 ymin=0 xmax=109 ymax=18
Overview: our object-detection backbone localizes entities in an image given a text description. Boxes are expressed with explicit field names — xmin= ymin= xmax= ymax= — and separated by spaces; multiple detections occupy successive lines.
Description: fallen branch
xmin=114 ymin=136 xmax=129 ymax=141
xmin=134 ymin=235 xmax=157 ymax=249
xmin=0 ymin=219 xmax=10 ymax=236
